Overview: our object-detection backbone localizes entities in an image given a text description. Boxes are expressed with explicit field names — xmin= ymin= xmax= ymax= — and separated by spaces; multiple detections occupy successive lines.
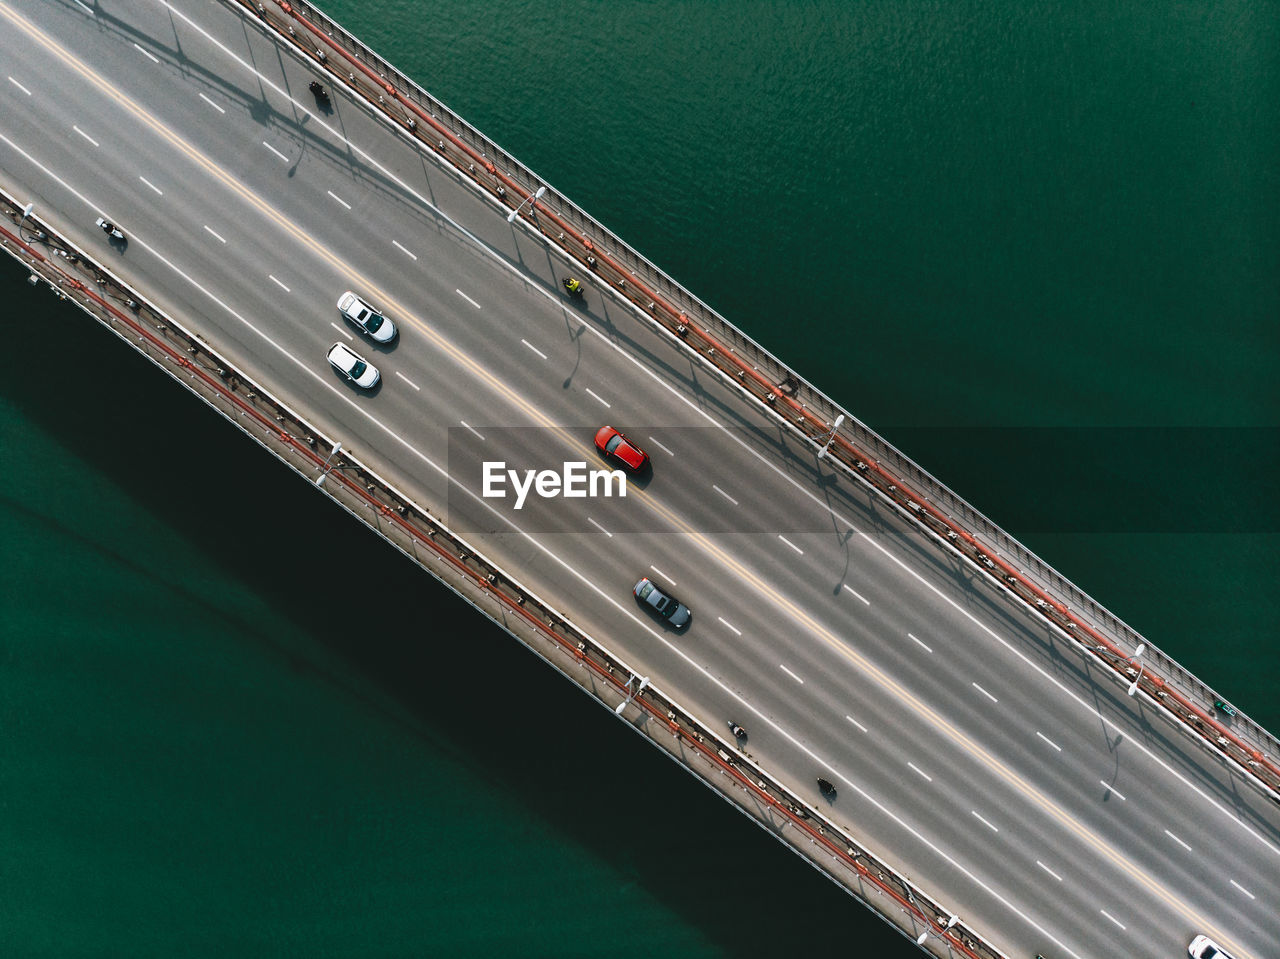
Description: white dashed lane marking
xmin=459 ymin=421 xmax=485 ymax=440
xmin=971 ymin=810 xmax=999 ymax=833
xmin=584 ymin=388 xmax=611 ymax=408
xmin=908 ymin=633 xmax=932 ymax=653
xmin=649 ymin=566 xmax=674 ymax=585
xmin=1036 ymin=731 xmax=1062 ymax=752
xmin=845 ymin=715 xmax=868 ymax=732
xmin=647 ymin=435 xmax=674 ymax=456
xmin=1100 ymin=781 xmax=1127 ymax=801
xmin=842 ymin=584 xmax=871 ymax=605
xmin=971 ymin=682 xmax=999 ymax=704
xmin=1099 ymin=910 xmax=1126 ymax=930
xmin=262 ymin=140 xmax=289 ymax=162
xmin=139 ymin=176 xmax=162 ymax=195
xmin=203 ymin=225 xmax=226 ymax=243
xmin=778 ymin=535 xmax=804 ymax=555
xmin=73 ymin=125 xmax=99 ymax=147
xmin=907 ymin=762 xmax=932 ymax=782
xmin=1165 ymin=830 xmax=1192 ymax=852
xmin=268 ymin=275 xmax=290 ymax=292
xmin=394 ymin=370 xmax=421 ymax=391
xmin=133 ymin=42 xmax=159 ymax=64
xmin=779 ymin=664 xmax=804 ymax=685
xmin=1036 ymin=861 xmax=1063 ymax=882
xmin=328 ymin=323 xmax=352 ymax=340
xmin=712 ymin=485 xmax=738 ymax=506
xmin=521 ymin=339 xmax=547 ymax=360
xmin=717 ymin=617 xmax=742 ymax=636
xmin=327 ymin=190 xmax=351 ymax=209
xmin=1230 ymin=879 xmax=1256 ymax=900
xmin=392 ymin=240 xmax=418 ymax=260
xmin=199 ymin=92 xmax=225 ymax=113
xmin=8 ymin=76 xmax=32 ymax=96
xmin=586 ymin=517 xmax=613 ymax=537
xmin=456 ymin=289 xmax=482 ymax=309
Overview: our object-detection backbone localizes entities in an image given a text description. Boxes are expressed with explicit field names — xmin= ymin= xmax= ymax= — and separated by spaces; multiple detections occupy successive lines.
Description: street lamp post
xmin=1127 ymin=642 xmax=1146 ymax=696
xmin=614 ymin=673 xmax=650 ymax=714
xmin=816 ymin=414 xmax=845 ymax=460
xmin=314 ymin=440 xmax=343 ymax=487
xmin=507 ymin=185 xmax=546 ymax=223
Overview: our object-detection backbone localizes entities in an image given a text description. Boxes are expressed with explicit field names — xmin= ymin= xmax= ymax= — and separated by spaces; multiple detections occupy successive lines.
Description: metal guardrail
xmin=241 ymin=0 xmax=1280 ymax=797
xmin=2 ymin=187 xmax=1002 ymax=959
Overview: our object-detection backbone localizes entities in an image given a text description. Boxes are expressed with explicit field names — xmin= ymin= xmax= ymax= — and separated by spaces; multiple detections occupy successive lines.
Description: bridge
xmin=2 ymin=1 xmax=1277 ymax=956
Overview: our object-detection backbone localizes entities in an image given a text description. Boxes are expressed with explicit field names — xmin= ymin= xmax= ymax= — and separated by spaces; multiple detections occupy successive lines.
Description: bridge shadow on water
xmin=1 ymin=269 xmax=923 ymax=955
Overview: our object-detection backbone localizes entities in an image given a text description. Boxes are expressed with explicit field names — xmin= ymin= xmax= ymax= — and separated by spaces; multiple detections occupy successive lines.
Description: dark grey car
xmin=633 ymin=577 xmax=691 ymax=629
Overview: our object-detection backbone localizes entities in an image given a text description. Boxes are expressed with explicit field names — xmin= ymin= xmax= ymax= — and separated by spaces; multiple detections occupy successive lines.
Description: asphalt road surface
xmin=2 ymin=1 xmax=1276 ymax=956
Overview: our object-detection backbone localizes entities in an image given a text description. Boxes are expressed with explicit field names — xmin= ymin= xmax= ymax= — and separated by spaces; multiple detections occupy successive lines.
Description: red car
xmin=594 ymin=426 xmax=649 ymax=471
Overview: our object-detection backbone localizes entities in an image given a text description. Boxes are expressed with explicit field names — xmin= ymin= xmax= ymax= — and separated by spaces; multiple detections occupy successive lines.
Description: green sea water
xmin=3 ymin=2 xmax=1276 ymax=955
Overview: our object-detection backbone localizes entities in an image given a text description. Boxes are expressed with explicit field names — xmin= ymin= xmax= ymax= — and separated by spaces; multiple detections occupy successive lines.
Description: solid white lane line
xmin=1036 ymin=731 xmax=1062 ymax=752
xmin=392 ymin=239 xmax=418 ymax=260
xmin=1099 ymin=910 xmax=1126 ymax=930
xmin=907 ymin=762 xmax=932 ymax=782
xmin=8 ymin=76 xmax=32 ymax=96
xmin=394 ymin=370 xmax=421 ymax=391
xmin=133 ymin=42 xmax=160 ymax=64
xmin=971 ymin=682 xmax=999 ymax=704
xmin=267 ymin=274 xmax=290 ymax=292
xmin=712 ymin=485 xmax=738 ymax=506
xmin=587 ymin=517 xmax=613 ymax=537
xmin=456 ymin=288 xmax=481 ymax=309
xmin=1036 ymin=861 xmax=1063 ymax=882
xmin=778 ymin=535 xmax=804 ymax=555
xmin=328 ymin=322 xmax=353 ymax=340
xmin=262 ymin=140 xmax=289 ymax=162
xmin=1100 ymin=781 xmax=1127 ymax=801
xmin=73 ymin=125 xmax=99 ymax=147
xmin=72 ymin=0 xmax=93 ymax=13
xmin=717 ymin=617 xmax=742 ymax=636
xmin=202 ymin=224 xmax=226 ymax=243
xmin=779 ymin=664 xmax=804 ymax=685
xmin=908 ymin=633 xmax=932 ymax=653
xmin=647 ymin=435 xmax=674 ymax=456
xmin=842 ymin=584 xmax=872 ymax=605
xmin=972 ymin=810 xmax=1000 ymax=833
xmin=1229 ymin=879 xmax=1255 ymax=900
xmin=845 ymin=715 xmax=868 ymax=732
xmin=327 ymin=190 xmax=350 ymax=209
xmin=198 ymin=92 xmax=225 ymax=113
xmin=138 ymin=175 xmax=162 ymax=195
xmin=459 ymin=421 xmax=485 ymax=440
xmin=521 ymin=339 xmax=547 ymax=360
xmin=584 ymin=388 xmax=612 ymax=408
xmin=1165 ymin=830 xmax=1192 ymax=852
xmin=648 ymin=566 xmax=674 ymax=584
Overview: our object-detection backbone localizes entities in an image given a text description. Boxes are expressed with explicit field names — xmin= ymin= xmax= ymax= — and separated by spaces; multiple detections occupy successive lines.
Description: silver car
xmin=326 ymin=341 xmax=380 ymax=389
xmin=337 ymin=290 xmax=396 ymax=343
xmin=633 ymin=576 xmax=691 ymax=628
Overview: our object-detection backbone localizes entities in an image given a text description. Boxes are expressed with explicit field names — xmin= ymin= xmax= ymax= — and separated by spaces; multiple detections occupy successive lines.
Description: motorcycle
xmin=309 ymin=80 xmax=331 ymax=106
xmin=562 ymin=276 xmax=585 ymax=299
xmin=95 ymin=217 xmax=125 ymax=241
xmin=728 ymin=721 xmax=748 ymax=741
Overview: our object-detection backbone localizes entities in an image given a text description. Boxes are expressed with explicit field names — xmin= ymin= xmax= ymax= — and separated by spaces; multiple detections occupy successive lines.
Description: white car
xmin=1189 ymin=935 xmax=1236 ymax=959
xmin=337 ymin=290 xmax=396 ymax=343
xmin=326 ymin=342 xmax=380 ymax=389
